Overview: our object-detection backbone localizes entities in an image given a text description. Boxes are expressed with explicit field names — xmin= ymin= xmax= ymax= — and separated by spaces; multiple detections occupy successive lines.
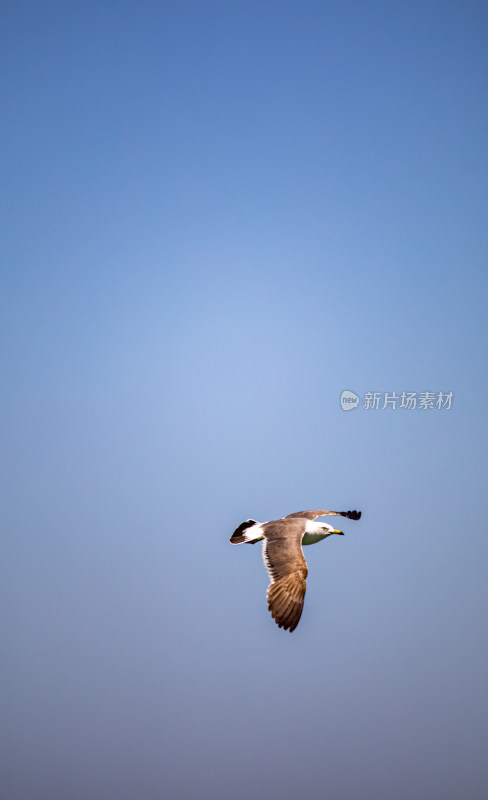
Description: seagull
xmin=230 ymin=509 xmax=362 ymax=632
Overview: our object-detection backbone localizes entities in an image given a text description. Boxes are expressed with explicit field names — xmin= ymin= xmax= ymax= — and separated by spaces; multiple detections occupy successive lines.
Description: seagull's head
xmin=320 ymin=522 xmax=344 ymax=537
xmin=303 ymin=519 xmax=344 ymax=544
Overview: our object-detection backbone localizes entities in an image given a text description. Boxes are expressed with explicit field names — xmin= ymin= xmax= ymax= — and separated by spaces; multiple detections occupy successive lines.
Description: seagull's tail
xmin=230 ymin=519 xmax=264 ymax=544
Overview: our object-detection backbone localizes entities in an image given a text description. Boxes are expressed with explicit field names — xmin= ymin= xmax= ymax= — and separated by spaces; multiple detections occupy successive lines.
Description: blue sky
xmin=2 ymin=2 xmax=488 ymax=798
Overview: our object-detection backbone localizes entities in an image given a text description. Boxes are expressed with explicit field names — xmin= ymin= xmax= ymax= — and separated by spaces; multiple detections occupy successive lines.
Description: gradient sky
xmin=2 ymin=2 xmax=488 ymax=799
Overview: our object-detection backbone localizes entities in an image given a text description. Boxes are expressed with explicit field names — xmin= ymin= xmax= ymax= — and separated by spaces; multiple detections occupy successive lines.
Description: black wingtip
xmin=341 ymin=510 xmax=361 ymax=520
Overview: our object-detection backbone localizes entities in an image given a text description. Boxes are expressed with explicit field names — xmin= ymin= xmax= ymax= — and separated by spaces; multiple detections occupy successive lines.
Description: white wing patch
xmin=242 ymin=523 xmax=264 ymax=543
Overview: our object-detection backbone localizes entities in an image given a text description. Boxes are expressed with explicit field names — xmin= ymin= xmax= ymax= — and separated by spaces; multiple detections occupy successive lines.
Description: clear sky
xmin=2 ymin=2 xmax=488 ymax=798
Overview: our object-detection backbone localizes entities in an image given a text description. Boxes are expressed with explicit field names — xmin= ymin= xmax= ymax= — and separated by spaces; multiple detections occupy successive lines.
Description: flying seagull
xmin=230 ymin=509 xmax=362 ymax=632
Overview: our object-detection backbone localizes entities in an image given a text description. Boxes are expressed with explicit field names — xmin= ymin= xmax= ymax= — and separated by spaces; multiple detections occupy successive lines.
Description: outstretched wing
xmin=284 ymin=509 xmax=361 ymax=521
xmin=262 ymin=520 xmax=308 ymax=633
